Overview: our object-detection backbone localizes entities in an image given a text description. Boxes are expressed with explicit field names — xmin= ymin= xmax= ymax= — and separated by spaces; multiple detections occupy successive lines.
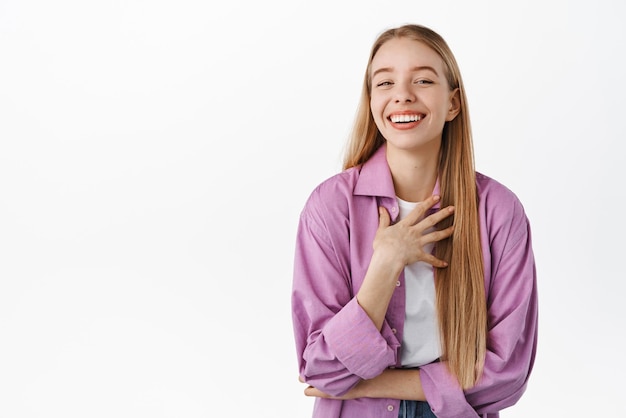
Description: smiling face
xmin=369 ymin=37 xmax=460 ymax=156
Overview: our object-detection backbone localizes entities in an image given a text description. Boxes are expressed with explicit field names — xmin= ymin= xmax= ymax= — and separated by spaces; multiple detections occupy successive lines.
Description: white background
xmin=1 ymin=0 xmax=625 ymax=416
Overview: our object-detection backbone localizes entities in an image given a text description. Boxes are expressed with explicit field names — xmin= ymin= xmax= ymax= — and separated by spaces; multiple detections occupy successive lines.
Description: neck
xmin=385 ymin=141 xmax=440 ymax=202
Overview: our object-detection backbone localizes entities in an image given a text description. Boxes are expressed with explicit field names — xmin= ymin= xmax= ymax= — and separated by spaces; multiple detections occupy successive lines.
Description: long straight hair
xmin=343 ymin=24 xmax=487 ymax=389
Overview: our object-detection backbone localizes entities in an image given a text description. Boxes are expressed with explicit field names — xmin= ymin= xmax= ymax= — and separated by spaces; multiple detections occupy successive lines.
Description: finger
xmin=378 ymin=206 xmax=391 ymax=229
xmin=304 ymin=386 xmax=329 ymax=398
xmin=422 ymin=225 xmax=455 ymax=244
xmin=420 ymin=205 xmax=455 ymax=230
xmin=421 ymin=253 xmax=449 ymax=268
xmin=404 ymin=195 xmax=441 ymax=225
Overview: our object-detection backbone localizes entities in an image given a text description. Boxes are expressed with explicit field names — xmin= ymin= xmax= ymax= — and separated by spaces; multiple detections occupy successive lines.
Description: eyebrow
xmin=371 ymin=65 xmax=439 ymax=78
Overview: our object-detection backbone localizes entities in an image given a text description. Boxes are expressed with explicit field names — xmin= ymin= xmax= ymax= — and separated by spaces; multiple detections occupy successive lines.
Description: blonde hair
xmin=344 ymin=24 xmax=487 ymax=388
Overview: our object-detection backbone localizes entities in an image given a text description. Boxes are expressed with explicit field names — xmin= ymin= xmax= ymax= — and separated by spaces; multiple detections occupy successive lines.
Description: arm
xmin=292 ymin=200 xmax=397 ymax=397
xmin=293 ymin=193 xmax=454 ymax=397
xmin=303 ymin=368 xmax=426 ymax=401
xmin=420 ymin=198 xmax=538 ymax=417
xmin=357 ymin=201 xmax=453 ymax=330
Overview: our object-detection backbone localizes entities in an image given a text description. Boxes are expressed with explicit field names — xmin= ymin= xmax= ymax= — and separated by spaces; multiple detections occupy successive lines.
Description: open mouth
xmin=389 ymin=114 xmax=424 ymax=123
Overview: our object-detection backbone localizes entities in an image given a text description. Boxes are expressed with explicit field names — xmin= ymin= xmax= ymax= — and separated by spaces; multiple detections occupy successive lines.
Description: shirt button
xmin=391 ymin=206 xmax=397 ymax=213
xmin=391 ymin=328 xmax=397 ymax=334
xmin=396 ymin=280 xmax=401 ymax=287
xmin=387 ymin=405 xmax=394 ymax=412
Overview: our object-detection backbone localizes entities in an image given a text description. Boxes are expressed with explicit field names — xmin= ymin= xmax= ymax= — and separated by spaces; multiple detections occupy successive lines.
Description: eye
xmin=376 ymin=80 xmax=394 ymax=88
xmin=414 ymin=79 xmax=433 ymax=85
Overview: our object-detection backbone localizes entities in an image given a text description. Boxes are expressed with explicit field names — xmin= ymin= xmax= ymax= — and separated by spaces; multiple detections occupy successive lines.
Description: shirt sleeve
xmin=291 ymin=194 xmax=400 ymax=397
xmin=420 ymin=198 xmax=538 ymax=418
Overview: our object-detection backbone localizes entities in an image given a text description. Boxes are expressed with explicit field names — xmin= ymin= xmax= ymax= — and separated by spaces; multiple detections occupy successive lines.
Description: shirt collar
xmin=353 ymin=143 xmax=441 ymax=209
xmin=354 ymin=144 xmax=395 ymax=199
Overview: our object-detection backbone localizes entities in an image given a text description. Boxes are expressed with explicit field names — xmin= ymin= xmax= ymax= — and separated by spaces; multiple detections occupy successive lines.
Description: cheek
xmin=370 ymin=97 xmax=385 ymax=122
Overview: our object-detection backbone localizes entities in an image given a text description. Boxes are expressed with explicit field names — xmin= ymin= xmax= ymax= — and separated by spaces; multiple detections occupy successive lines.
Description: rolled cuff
xmin=324 ymin=297 xmax=400 ymax=379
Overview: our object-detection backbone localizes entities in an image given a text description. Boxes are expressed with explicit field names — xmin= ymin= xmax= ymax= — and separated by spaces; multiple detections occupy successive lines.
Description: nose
xmin=394 ymin=82 xmax=416 ymax=103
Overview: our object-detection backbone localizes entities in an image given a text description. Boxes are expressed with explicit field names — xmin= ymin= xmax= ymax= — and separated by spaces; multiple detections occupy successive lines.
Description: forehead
xmin=371 ymin=38 xmax=445 ymax=75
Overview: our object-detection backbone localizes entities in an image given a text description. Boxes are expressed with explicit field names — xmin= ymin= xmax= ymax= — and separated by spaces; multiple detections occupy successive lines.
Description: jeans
xmin=398 ymin=400 xmax=438 ymax=418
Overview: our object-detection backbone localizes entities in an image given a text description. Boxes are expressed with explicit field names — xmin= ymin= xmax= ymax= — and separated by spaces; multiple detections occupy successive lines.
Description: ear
xmin=445 ymin=88 xmax=461 ymax=122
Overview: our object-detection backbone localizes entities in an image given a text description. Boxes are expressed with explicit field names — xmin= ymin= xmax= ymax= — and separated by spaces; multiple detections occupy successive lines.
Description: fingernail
xmin=433 ymin=195 xmax=440 ymax=201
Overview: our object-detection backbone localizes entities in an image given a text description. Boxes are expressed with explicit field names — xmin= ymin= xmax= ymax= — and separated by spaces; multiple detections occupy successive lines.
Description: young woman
xmin=291 ymin=24 xmax=538 ymax=418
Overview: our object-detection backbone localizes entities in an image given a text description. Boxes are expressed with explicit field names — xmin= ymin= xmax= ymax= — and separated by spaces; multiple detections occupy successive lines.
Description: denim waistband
xmin=398 ymin=400 xmax=437 ymax=418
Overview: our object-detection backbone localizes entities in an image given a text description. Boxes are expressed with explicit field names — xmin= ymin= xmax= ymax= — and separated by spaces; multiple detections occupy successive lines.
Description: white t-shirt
xmin=396 ymin=197 xmax=442 ymax=367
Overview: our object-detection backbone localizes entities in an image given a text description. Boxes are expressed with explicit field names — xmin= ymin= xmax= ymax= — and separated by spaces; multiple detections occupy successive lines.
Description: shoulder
xmin=476 ymin=172 xmax=526 ymax=214
xmin=297 ymin=167 xmax=362 ymax=239
xmin=301 ymin=167 xmax=360 ymax=216
xmin=476 ymin=172 xmax=518 ymax=200
xmin=475 ymin=172 xmax=530 ymax=247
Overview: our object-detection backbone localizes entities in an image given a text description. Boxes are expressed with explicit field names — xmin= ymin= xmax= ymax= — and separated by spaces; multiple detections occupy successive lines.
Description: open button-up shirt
xmin=291 ymin=145 xmax=538 ymax=418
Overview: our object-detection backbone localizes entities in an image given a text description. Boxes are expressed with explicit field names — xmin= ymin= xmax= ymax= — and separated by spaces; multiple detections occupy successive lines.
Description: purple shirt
xmin=291 ymin=145 xmax=538 ymax=418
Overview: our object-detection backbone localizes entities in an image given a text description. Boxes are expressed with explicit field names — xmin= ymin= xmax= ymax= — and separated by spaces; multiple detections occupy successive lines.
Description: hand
xmin=373 ymin=195 xmax=454 ymax=269
xmin=299 ymin=376 xmax=365 ymax=400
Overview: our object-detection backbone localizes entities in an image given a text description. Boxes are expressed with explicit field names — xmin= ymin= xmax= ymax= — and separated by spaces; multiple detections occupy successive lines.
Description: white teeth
xmin=391 ymin=114 xmax=422 ymax=123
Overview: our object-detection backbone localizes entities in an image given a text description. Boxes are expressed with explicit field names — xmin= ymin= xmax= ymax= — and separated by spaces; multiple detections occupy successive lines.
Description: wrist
xmin=355 ymin=378 xmax=373 ymax=398
xmin=369 ymin=249 xmax=405 ymax=279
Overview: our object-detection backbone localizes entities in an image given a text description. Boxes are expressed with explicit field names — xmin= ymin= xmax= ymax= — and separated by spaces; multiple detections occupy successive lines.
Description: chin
xmin=386 ymin=137 xmax=436 ymax=150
